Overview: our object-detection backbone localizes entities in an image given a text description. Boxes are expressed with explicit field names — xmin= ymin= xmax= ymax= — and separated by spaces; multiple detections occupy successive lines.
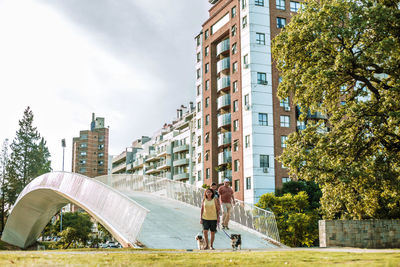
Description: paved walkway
xmin=123 ymin=191 xmax=276 ymax=250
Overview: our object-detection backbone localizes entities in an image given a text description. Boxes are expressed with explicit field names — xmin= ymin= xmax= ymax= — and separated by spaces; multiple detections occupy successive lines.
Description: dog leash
xmin=221 ymin=228 xmax=231 ymax=239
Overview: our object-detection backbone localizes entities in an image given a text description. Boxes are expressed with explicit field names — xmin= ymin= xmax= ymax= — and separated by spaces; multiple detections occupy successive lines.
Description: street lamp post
xmin=60 ymin=139 xmax=66 ymax=232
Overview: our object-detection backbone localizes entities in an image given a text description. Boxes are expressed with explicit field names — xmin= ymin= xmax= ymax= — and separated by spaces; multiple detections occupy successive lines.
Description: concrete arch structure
xmin=1 ymin=172 xmax=149 ymax=249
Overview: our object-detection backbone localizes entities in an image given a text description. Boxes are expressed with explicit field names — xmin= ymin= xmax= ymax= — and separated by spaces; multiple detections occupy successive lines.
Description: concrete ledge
xmin=319 ymin=220 xmax=400 ymax=248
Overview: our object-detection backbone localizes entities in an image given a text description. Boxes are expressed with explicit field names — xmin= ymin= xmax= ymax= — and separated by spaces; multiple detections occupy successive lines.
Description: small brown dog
xmin=230 ymin=234 xmax=242 ymax=251
xmin=195 ymin=234 xmax=207 ymax=250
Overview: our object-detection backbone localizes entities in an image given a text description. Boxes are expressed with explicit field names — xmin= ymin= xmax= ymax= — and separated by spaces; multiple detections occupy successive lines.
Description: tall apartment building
xmin=111 ymin=103 xmax=199 ymax=184
xmin=72 ymin=113 xmax=109 ymax=178
xmin=196 ymin=0 xmax=302 ymax=203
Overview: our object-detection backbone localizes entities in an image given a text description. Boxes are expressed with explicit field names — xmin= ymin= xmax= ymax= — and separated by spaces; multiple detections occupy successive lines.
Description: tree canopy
xmin=273 ymin=0 xmax=400 ymax=219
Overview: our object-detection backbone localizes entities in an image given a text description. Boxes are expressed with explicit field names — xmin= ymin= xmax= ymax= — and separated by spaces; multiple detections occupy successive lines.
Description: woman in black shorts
xmin=200 ymin=188 xmax=220 ymax=249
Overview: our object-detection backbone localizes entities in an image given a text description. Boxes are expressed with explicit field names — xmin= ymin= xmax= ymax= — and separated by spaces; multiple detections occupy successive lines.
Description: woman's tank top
xmin=202 ymin=198 xmax=217 ymax=220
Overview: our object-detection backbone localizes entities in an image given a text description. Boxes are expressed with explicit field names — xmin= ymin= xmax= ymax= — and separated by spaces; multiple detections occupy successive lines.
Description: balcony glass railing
xmin=173 ymin=158 xmax=189 ymax=167
xmin=217 ymin=94 xmax=231 ymax=110
xmin=218 ymin=151 xmax=232 ymax=165
xmin=218 ymin=132 xmax=231 ymax=147
xmin=217 ymin=76 xmax=230 ymax=91
xmin=173 ymin=144 xmax=189 ymax=153
xmin=216 ymin=39 xmax=230 ymax=55
xmin=217 ymin=113 xmax=231 ymax=128
xmin=217 ymin=57 xmax=230 ymax=73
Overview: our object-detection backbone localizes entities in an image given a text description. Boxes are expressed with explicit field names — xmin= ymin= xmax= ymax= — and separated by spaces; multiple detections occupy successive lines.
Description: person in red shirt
xmin=218 ymin=178 xmax=235 ymax=230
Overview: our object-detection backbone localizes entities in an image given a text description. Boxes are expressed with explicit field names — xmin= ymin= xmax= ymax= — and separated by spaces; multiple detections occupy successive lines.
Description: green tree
xmin=5 ymin=107 xmax=52 ymax=205
xmin=273 ymin=0 xmax=400 ymax=220
xmin=54 ymin=212 xmax=93 ymax=247
xmin=97 ymin=222 xmax=112 ymax=242
xmin=276 ymin=180 xmax=322 ymax=210
xmin=0 ymin=139 xmax=9 ymax=232
xmin=257 ymin=192 xmax=319 ymax=247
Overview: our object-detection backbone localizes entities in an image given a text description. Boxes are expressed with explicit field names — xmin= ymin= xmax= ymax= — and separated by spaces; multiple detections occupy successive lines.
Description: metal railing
xmin=94 ymin=174 xmax=281 ymax=244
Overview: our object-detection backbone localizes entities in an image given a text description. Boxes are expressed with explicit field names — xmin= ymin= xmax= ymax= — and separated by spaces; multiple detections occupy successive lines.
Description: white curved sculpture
xmin=1 ymin=172 xmax=149 ymax=249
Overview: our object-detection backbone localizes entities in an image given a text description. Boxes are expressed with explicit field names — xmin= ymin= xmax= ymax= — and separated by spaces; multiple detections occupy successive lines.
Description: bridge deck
xmin=124 ymin=191 xmax=277 ymax=249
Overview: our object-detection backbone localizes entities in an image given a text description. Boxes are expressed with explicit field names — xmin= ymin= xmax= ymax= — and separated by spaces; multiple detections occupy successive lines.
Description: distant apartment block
xmin=72 ymin=113 xmax=109 ymax=178
xmin=111 ymin=103 xmax=200 ymax=184
xmin=195 ymin=0 xmax=303 ymax=203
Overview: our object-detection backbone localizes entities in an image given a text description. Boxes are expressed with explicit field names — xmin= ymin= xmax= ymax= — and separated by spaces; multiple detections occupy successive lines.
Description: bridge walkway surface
xmin=124 ymin=191 xmax=276 ymax=250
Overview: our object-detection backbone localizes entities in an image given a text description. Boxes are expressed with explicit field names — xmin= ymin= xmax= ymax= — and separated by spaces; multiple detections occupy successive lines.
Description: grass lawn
xmin=0 ymin=250 xmax=399 ymax=266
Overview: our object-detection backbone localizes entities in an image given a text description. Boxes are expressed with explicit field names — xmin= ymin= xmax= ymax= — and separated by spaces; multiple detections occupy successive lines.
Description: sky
xmin=0 ymin=0 xmax=210 ymax=172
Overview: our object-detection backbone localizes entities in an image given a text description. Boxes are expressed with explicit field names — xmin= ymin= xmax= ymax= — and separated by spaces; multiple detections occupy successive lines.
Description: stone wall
xmin=319 ymin=220 xmax=400 ymax=248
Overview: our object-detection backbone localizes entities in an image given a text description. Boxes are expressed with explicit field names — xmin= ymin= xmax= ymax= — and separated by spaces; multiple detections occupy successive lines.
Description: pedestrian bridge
xmin=2 ymin=172 xmax=282 ymax=249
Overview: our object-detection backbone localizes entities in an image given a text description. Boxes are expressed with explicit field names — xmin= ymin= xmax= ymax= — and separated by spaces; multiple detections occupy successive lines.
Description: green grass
xmin=0 ymin=250 xmax=399 ymax=266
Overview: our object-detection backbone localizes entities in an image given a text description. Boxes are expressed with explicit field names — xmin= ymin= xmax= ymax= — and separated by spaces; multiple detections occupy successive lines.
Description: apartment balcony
xmin=216 ymin=38 xmax=230 ymax=56
xmin=218 ymin=170 xmax=232 ymax=184
xmin=217 ymin=113 xmax=231 ymax=129
xmin=217 ymin=57 xmax=230 ymax=74
xmin=218 ymin=132 xmax=231 ymax=148
xmin=157 ymin=145 xmax=172 ymax=157
xmin=130 ymin=158 xmax=144 ymax=170
xmin=173 ymin=172 xmax=189 ymax=181
xmin=111 ymin=163 xmax=126 ymax=174
xmin=173 ymin=158 xmax=190 ymax=167
xmin=307 ymin=111 xmax=327 ymax=120
xmin=217 ymin=94 xmax=231 ymax=110
xmin=145 ymin=153 xmax=159 ymax=162
xmin=145 ymin=165 xmax=160 ymax=175
xmin=218 ymin=151 xmax=232 ymax=165
xmin=157 ymin=158 xmax=171 ymax=170
xmin=173 ymin=144 xmax=189 ymax=153
xmin=112 ymin=151 xmax=126 ymax=165
xmin=217 ymin=76 xmax=230 ymax=92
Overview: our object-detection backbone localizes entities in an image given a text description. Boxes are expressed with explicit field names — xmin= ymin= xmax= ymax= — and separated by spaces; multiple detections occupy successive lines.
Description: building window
xmin=234 ymin=120 xmax=239 ymax=131
xmin=79 ymin=168 xmax=86 ymax=173
xmin=205 ymin=150 xmax=209 ymax=161
xmin=256 ymin=33 xmax=265 ymax=45
xmin=276 ymin=0 xmax=285 ymax=10
xmin=259 ymin=113 xmax=268 ymax=126
xmin=197 ymin=69 xmax=201 ymax=79
xmin=98 ymin=160 xmax=104 ymax=166
xmin=280 ymin=115 xmax=290 ymax=127
xmin=233 ymin=100 xmax=239 ymax=112
xmin=234 ymin=180 xmax=240 ymax=192
xmin=233 ymin=81 xmax=238 ymax=92
xmin=246 ymin=177 xmax=251 ymax=190
xmin=197 ymin=119 xmax=201 ymax=129
xmin=205 ymin=132 xmax=209 ymax=143
xmin=232 ymin=25 xmax=237 ymax=37
xmin=260 ymin=155 xmax=269 ymax=168
xmin=232 ymin=43 xmax=237 ymax=54
xmin=232 ymin=62 xmax=238 ymax=73
xmin=196 ymin=36 xmax=201 ymax=46
xmin=282 ymin=177 xmax=291 ymax=183
xmin=205 ymin=115 xmax=210 ymax=125
xmin=98 ymin=144 xmax=104 ymax=149
xmin=205 ymin=97 xmax=210 ymax=108
xmin=257 ymin=72 xmax=267 ymax=85
xmin=255 ymin=0 xmax=264 ymax=6
xmin=197 ymin=102 xmax=201 ymax=112
xmin=233 ymin=140 xmax=239 ymax=151
xmin=80 ymin=160 xmax=86 ymax=165
xmin=290 ymin=1 xmax=300 ymax=12
xmin=234 ymin=159 xmax=240 ymax=172
xmin=206 ymin=168 xmax=210 ymax=179
xmin=80 ymin=151 xmax=87 ymax=156
xmin=280 ymin=97 xmax=290 ymax=110
xmin=242 ymin=0 xmax=247 ymax=9
xmin=205 ymin=46 xmax=209 ymax=57
xmin=205 ymin=80 xmax=209 ymax=91
xmin=205 ymin=63 xmax=209 ymax=73
xmin=232 ymin=6 xmax=237 ymax=18
xmin=281 ymin=135 xmax=288 ymax=148
xmin=80 ymin=143 xmax=87 ymax=148
xmin=205 ymin=29 xmax=209 ymax=40
xmin=197 ymin=136 xmax=201 ymax=146
xmin=242 ymin=16 xmax=247 ymax=28
xmin=244 ymin=94 xmax=250 ymax=108
xmin=277 ymin=17 xmax=286 ymax=28
xmin=197 ymin=52 xmax=201 ymax=63
xmin=243 ymin=54 xmax=249 ymax=65
xmin=198 ymin=171 xmax=202 ymax=181
xmin=245 ymin=135 xmax=250 ymax=148
xmin=98 ymin=152 xmax=104 ymax=157
xmin=197 ymin=85 xmax=201 ymax=96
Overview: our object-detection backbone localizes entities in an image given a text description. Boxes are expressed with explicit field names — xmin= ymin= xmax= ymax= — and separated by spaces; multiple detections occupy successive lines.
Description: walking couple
xmin=200 ymin=178 xmax=235 ymax=250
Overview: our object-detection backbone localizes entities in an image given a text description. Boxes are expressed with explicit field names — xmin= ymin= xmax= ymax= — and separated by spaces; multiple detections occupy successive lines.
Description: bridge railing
xmin=95 ymin=174 xmax=280 ymax=244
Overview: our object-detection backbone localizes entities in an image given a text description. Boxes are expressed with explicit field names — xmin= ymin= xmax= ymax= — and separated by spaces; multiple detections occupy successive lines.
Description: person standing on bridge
xmin=200 ymin=188 xmax=220 ymax=250
xmin=218 ymin=178 xmax=235 ymax=230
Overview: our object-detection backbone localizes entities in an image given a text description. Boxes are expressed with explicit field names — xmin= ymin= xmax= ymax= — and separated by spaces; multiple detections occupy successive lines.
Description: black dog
xmin=230 ymin=234 xmax=241 ymax=250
